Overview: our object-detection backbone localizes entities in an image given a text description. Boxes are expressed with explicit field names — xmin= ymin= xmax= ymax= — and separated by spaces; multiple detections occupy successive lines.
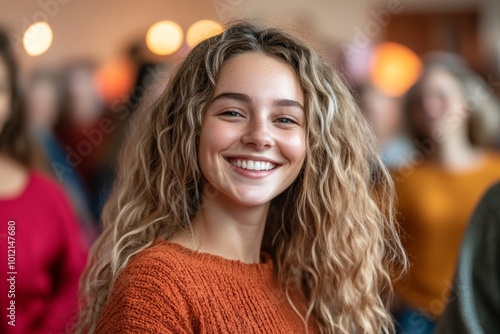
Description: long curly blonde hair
xmin=76 ymin=21 xmax=406 ymax=334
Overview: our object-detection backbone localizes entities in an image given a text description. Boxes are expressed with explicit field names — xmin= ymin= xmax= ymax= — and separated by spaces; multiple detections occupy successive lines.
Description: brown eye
xmin=276 ymin=117 xmax=296 ymax=124
xmin=220 ymin=110 xmax=242 ymax=117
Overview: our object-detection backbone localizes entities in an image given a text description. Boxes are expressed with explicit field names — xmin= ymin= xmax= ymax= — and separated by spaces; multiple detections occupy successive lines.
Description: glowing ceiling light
xmin=146 ymin=20 xmax=183 ymax=56
xmin=23 ymin=22 xmax=53 ymax=56
xmin=186 ymin=20 xmax=223 ymax=48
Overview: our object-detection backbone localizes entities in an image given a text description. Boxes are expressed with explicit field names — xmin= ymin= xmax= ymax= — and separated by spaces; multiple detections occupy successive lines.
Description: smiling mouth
xmin=227 ymin=158 xmax=277 ymax=171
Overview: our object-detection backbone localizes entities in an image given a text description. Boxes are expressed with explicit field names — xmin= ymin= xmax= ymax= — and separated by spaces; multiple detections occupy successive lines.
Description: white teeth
xmin=229 ymin=159 xmax=276 ymax=171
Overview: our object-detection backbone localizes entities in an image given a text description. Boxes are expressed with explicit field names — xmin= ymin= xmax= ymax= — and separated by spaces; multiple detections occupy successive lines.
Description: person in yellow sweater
xmin=75 ymin=22 xmax=406 ymax=334
xmin=392 ymin=53 xmax=500 ymax=334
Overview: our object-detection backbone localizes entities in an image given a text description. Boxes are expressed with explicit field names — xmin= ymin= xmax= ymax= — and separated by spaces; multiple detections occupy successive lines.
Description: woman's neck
xmin=172 ymin=191 xmax=269 ymax=264
xmin=430 ymin=130 xmax=484 ymax=170
xmin=0 ymin=153 xmax=28 ymax=198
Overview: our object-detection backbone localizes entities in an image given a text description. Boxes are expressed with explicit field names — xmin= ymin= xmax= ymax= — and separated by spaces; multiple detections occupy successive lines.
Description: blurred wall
xmin=0 ymin=0 xmax=490 ymax=72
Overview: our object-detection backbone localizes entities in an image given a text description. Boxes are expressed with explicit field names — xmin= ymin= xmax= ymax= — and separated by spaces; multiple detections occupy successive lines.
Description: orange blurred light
xmin=146 ymin=20 xmax=183 ymax=55
xmin=186 ymin=20 xmax=223 ymax=48
xmin=94 ymin=57 xmax=135 ymax=103
xmin=370 ymin=42 xmax=422 ymax=97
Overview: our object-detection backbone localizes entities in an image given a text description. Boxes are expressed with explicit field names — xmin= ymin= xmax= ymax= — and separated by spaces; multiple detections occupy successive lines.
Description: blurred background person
xmin=351 ymin=41 xmax=423 ymax=170
xmin=90 ymin=42 xmax=169 ymax=220
xmin=392 ymin=53 xmax=500 ymax=334
xmin=0 ymin=29 xmax=88 ymax=334
xmin=358 ymin=83 xmax=414 ymax=169
xmin=436 ymin=181 xmax=500 ymax=334
xmin=25 ymin=67 xmax=97 ymax=243
xmin=55 ymin=61 xmax=109 ymax=219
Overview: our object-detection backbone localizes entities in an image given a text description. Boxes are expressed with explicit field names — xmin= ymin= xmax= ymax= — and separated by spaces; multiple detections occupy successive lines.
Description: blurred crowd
xmin=0 ymin=28 xmax=170 ymax=333
xmin=358 ymin=52 xmax=500 ymax=333
xmin=1 ymin=8 xmax=500 ymax=334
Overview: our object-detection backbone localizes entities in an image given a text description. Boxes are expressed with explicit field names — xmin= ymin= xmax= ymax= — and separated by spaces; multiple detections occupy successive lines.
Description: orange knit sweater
xmin=393 ymin=151 xmax=500 ymax=317
xmin=95 ymin=241 xmax=318 ymax=333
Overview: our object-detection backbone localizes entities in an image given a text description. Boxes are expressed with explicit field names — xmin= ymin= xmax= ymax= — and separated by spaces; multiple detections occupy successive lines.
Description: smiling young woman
xmin=76 ymin=22 xmax=406 ymax=334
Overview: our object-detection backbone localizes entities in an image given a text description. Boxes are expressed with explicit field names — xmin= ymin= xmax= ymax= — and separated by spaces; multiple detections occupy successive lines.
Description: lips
xmin=227 ymin=158 xmax=277 ymax=171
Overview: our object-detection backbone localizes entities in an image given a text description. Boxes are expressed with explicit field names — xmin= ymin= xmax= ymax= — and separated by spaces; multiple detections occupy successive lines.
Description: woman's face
xmin=27 ymin=78 xmax=59 ymax=128
xmin=411 ymin=68 xmax=467 ymax=140
xmin=0 ymin=56 xmax=11 ymax=133
xmin=198 ymin=52 xmax=306 ymax=208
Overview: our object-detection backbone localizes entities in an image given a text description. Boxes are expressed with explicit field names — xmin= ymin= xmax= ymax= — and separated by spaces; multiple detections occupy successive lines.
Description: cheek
xmin=198 ymin=121 xmax=239 ymax=178
xmin=280 ymin=131 xmax=306 ymax=166
xmin=199 ymin=121 xmax=236 ymax=154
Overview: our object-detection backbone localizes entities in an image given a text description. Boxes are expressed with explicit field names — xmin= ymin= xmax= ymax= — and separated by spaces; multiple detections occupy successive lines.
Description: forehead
xmin=422 ymin=68 xmax=462 ymax=92
xmin=214 ymin=52 xmax=304 ymax=104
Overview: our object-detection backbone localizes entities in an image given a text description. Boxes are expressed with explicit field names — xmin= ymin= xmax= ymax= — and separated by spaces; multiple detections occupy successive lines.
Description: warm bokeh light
xmin=95 ymin=57 xmax=135 ymax=103
xmin=370 ymin=42 xmax=423 ymax=97
xmin=23 ymin=22 xmax=53 ymax=56
xmin=146 ymin=20 xmax=183 ymax=55
xmin=186 ymin=20 xmax=223 ymax=48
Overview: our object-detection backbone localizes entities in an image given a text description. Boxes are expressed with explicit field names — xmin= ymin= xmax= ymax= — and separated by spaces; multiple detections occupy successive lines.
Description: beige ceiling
xmin=0 ymin=0 xmax=484 ymax=71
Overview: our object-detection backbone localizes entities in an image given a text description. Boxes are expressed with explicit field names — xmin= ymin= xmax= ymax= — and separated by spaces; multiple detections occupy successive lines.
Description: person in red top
xmin=76 ymin=22 xmax=406 ymax=334
xmin=0 ymin=28 xmax=88 ymax=333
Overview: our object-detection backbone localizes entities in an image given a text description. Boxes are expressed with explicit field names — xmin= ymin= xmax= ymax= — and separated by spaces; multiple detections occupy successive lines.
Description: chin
xmin=232 ymin=197 xmax=272 ymax=208
xmin=225 ymin=190 xmax=275 ymax=208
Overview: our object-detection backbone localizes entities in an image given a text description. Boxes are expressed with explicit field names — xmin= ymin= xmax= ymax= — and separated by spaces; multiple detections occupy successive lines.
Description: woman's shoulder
xmin=470 ymin=150 xmax=500 ymax=179
xmin=123 ymin=240 xmax=275 ymax=284
xmin=27 ymin=171 xmax=69 ymax=200
xmin=97 ymin=241 xmax=195 ymax=333
xmin=126 ymin=240 xmax=197 ymax=274
xmin=0 ymin=169 xmax=73 ymax=210
xmin=108 ymin=241 xmax=196 ymax=306
xmin=484 ymin=150 xmax=500 ymax=165
xmin=27 ymin=171 xmax=80 ymax=217
xmin=120 ymin=240 xmax=217 ymax=289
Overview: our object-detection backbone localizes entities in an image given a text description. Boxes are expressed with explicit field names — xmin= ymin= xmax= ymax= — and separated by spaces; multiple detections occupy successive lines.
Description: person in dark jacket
xmin=436 ymin=182 xmax=500 ymax=334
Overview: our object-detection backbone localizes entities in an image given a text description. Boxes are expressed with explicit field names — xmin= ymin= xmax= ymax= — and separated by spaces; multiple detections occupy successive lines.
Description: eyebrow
xmin=211 ymin=92 xmax=304 ymax=111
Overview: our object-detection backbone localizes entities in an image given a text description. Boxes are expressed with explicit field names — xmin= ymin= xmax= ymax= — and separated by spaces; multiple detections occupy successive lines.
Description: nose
xmin=422 ymin=94 xmax=444 ymax=119
xmin=241 ymin=118 xmax=273 ymax=150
